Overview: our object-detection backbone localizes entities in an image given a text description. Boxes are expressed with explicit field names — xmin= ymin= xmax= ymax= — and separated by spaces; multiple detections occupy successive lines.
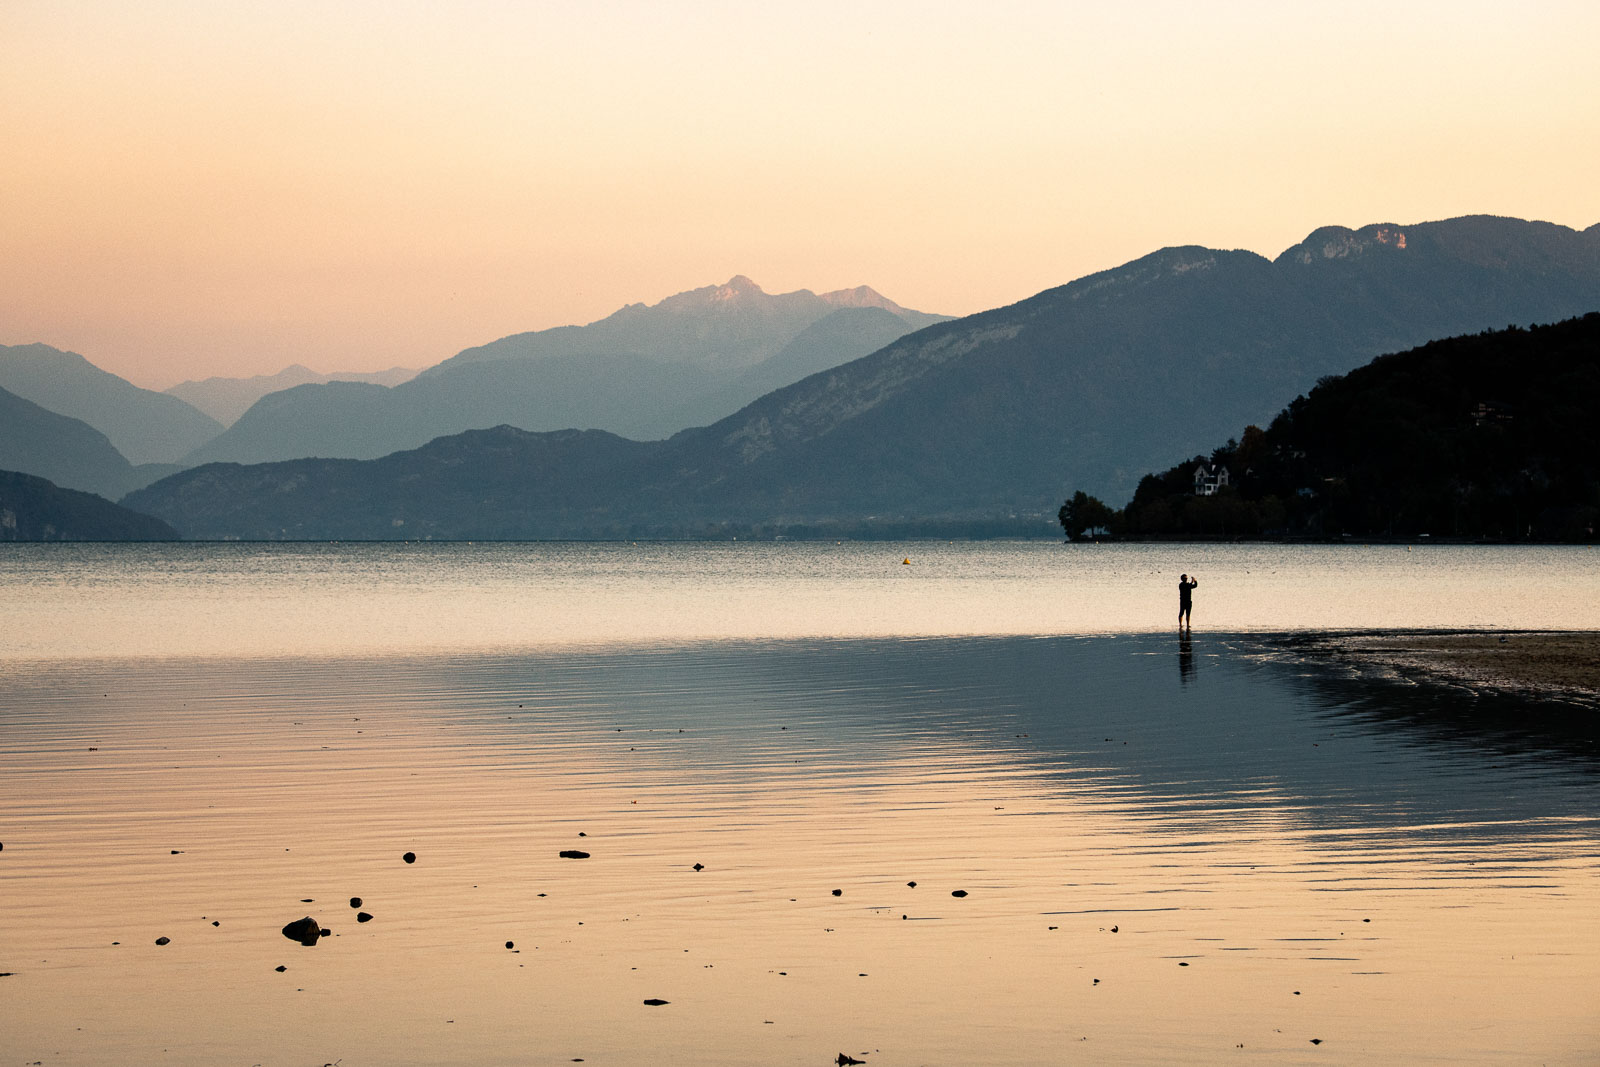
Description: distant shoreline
xmin=1275 ymin=630 xmax=1600 ymax=707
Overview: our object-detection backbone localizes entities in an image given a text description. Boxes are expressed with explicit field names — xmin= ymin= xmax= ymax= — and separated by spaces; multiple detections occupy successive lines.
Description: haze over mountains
xmin=125 ymin=215 xmax=1600 ymax=540
xmin=0 ymin=386 xmax=166 ymax=500
xmin=183 ymin=278 xmax=948 ymax=465
xmin=0 ymin=343 xmax=222 ymax=464
xmin=167 ymin=364 xmax=420 ymax=426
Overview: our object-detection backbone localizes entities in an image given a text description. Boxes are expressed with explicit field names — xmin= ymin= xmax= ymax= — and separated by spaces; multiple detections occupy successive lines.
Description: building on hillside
xmin=1192 ymin=463 xmax=1230 ymax=496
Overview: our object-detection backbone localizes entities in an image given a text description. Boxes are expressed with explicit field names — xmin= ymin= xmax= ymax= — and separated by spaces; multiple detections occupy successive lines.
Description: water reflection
xmin=1178 ymin=630 xmax=1195 ymax=684
xmin=1 ymin=635 xmax=1596 ymax=1065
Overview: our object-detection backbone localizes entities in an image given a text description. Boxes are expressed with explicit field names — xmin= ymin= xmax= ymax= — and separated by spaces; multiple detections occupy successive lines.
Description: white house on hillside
xmin=1193 ymin=462 xmax=1230 ymax=496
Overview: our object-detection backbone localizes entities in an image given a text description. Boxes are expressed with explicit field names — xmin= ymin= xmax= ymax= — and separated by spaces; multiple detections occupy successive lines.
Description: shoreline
xmin=1275 ymin=629 xmax=1600 ymax=708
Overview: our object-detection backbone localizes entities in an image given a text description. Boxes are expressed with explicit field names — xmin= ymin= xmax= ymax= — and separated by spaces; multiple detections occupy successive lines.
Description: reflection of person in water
xmin=1178 ymin=573 xmax=1198 ymax=629
xmin=1178 ymin=629 xmax=1194 ymax=684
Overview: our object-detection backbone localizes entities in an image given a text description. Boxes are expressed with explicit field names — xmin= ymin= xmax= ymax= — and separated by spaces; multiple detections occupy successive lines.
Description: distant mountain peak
xmin=818 ymin=284 xmax=909 ymax=314
xmin=1281 ymin=223 xmax=1410 ymax=264
xmin=720 ymin=274 xmax=763 ymax=294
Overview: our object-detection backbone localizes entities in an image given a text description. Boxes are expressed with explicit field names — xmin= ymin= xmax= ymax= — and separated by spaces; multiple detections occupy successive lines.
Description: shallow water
xmin=1 ymin=541 xmax=1594 ymax=660
xmin=1 ymin=544 xmax=1597 ymax=1064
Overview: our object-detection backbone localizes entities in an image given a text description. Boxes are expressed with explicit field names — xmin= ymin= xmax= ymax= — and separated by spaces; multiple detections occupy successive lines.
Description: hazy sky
xmin=5 ymin=1 xmax=1597 ymax=388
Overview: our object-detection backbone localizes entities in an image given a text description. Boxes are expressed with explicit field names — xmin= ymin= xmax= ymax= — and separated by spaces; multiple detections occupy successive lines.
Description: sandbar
xmin=1284 ymin=630 xmax=1600 ymax=706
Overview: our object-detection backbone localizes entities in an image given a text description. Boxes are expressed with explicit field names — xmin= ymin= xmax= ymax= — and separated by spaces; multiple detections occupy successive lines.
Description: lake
xmin=2 ymin=542 xmax=1597 ymax=1065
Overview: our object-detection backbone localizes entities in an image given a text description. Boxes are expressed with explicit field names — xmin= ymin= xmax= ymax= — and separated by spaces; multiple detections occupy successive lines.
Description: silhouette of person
xmin=1178 ymin=629 xmax=1195 ymax=684
xmin=1178 ymin=573 xmax=1198 ymax=629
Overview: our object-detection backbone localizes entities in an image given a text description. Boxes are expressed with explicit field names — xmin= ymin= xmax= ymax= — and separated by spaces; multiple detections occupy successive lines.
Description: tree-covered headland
xmin=1060 ymin=313 xmax=1600 ymax=541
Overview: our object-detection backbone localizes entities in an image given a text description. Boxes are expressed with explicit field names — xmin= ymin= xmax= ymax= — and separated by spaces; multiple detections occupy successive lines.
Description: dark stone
xmin=403 ymin=852 xmax=416 ymax=864
xmin=578 ymin=832 xmax=586 ymax=837
xmin=154 ymin=936 xmax=170 ymax=946
xmin=275 ymin=965 xmax=287 ymax=972
xmin=211 ymin=921 xmax=219 ymax=927
xmin=837 ymin=1055 xmax=866 ymax=1066
xmin=1111 ymin=926 xmax=1118 ymax=933
xmin=505 ymin=941 xmax=515 ymax=949
xmin=319 ymin=928 xmax=331 ymax=937
xmin=906 ymin=881 xmax=916 ymax=888
xmin=357 ymin=912 xmax=373 ymax=923
xmin=950 ymin=890 xmax=968 ymax=898
xmin=559 ymin=850 xmax=591 ymax=859
xmin=281 ymin=916 xmax=321 ymax=946
xmin=692 ymin=863 xmax=704 ymax=871
xmin=831 ymin=889 xmax=842 ymax=896
xmin=642 ymin=998 xmax=669 ymax=1006
xmin=1178 ymin=961 xmax=1189 ymax=967
xmin=1310 ymin=1039 xmax=1323 ymax=1045
xmin=350 ymin=897 xmax=362 ymax=908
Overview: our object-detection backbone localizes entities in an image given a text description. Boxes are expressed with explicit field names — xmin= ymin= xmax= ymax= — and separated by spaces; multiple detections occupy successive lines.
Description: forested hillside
xmin=1072 ymin=314 xmax=1600 ymax=541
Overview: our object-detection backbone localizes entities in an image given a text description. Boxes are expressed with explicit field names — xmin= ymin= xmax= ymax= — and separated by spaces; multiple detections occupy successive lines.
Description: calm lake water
xmin=2 ymin=543 xmax=1597 ymax=1065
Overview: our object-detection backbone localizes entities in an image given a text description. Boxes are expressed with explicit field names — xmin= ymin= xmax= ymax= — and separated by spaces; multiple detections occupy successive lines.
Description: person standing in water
xmin=1178 ymin=573 xmax=1198 ymax=629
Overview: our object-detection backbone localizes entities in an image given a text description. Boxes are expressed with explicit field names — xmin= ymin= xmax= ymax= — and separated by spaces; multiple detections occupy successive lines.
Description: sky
xmin=4 ymin=1 xmax=1598 ymax=389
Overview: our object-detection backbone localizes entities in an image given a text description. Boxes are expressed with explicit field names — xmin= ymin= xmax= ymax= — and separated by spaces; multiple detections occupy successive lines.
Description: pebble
xmin=559 ymin=850 xmax=591 ymax=859
xmin=692 ymin=863 xmax=704 ymax=871
xmin=951 ymin=890 xmax=968 ymax=898
xmin=832 ymin=889 xmax=842 ymax=897
xmin=275 ymin=965 xmax=287 ymax=972
xmin=357 ymin=912 xmax=373 ymax=923
xmin=350 ymin=897 xmax=362 ymax=908
xmin=154 ymin=937 xmax=170 ymax=946
xmin=506 ymin=941 xmax=515 ymax=949
xmin=403 ymin=852 xmax=416 ymax=864
xmin=642 ymin=998 xmax=669 ymax=1006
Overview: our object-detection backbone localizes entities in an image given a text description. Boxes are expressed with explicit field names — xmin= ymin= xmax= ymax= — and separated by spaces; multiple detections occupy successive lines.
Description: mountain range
xmin=166 ymin=364 xmax=420 ymax=426
xmin=125 ymin=215 xmax=1600 ymax=540
xmin=181 ymin=278 xmax=948 ymax=465
xmin=0 ymin=343 xmax=222 ymax=464
xmin=0 ymin=385 xmax=158 ymax=499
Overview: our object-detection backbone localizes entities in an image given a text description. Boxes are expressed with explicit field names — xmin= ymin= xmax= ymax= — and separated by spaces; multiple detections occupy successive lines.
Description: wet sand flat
xmin=1289 ymin=630 xmax=1600 ymax=704
xmin=2 ymin=635 xmax=1597 ymax=1065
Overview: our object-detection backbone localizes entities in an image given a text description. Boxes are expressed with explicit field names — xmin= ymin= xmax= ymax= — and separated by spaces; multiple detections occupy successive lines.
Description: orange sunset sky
xmin=4 ymin=0 xmax=1598 ymax=388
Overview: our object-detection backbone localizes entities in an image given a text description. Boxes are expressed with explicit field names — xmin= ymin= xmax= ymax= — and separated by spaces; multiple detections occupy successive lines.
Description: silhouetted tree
xmin=1059 ymin=490 xmax=1115 ymax=541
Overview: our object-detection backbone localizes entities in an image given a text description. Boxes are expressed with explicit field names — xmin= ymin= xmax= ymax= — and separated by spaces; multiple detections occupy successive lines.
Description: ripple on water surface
xmin=1 ymin=633 xmax=1596 ymax=1064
